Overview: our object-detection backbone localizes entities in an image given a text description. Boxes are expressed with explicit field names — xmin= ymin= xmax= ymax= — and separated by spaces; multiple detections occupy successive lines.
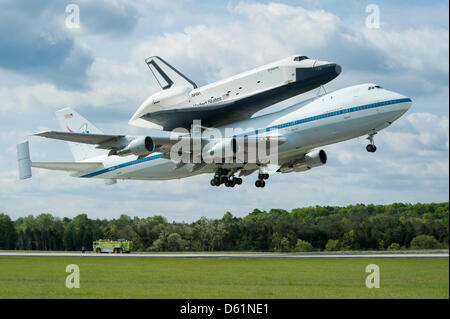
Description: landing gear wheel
xmin=366 ymin=144 xmax=377 ymax=152
xmin=235 ymin=178 xmax=242 ymax=185
xmin=366 ymin=133 xmax=377 ymax=153
xmin=255 ymin=180 xmax=265 ymax=188
xmin=210 ymin=179 xmax=216 ymax=186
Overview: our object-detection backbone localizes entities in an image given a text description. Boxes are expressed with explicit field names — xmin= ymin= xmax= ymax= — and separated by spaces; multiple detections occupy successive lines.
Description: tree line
xmin=0 ymin=202 xmax=448 ymax=252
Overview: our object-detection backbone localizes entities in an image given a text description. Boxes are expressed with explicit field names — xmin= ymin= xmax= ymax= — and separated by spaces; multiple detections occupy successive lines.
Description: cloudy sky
xmin=0 ymin=0 xmax=448 ymax=222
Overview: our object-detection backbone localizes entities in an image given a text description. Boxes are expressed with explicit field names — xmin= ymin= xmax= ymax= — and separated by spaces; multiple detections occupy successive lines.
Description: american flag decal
xmin=64 ymin=113 xmax=73 ymax=119
xmin=222 ymin=93 xmax=230 ymax=100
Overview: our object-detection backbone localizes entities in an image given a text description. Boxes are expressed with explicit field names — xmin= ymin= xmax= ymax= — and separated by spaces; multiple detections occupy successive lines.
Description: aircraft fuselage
xmin=77 ymin=83 xmax=412 ymax=181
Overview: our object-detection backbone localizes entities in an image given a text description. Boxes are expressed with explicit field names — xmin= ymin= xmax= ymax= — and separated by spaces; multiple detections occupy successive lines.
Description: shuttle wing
xmin=138 ymin=89 xmax=291 ymax=130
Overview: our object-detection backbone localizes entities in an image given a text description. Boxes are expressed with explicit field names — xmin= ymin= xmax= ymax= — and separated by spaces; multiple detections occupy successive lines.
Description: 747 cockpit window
xmin=294 ymin=56 xmax=309 ymax=61
xmin=368 ymin=85 xmax=383 ymax=90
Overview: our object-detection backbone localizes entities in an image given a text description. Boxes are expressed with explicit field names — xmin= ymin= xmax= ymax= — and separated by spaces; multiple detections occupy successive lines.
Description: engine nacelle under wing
xmin=116 ymin=136 xmax=155 ymax=157
xmin=279 ymin=149 xmax=327 ymax=173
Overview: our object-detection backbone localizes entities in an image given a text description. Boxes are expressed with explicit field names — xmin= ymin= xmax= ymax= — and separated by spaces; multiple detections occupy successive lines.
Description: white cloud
xmin=362 ymin=27 xmax=449 ymax=73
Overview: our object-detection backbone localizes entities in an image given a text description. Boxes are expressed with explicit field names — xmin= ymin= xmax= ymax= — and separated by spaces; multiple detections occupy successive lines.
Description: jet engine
xmin=279 ymin=149 xmax=327 ymax=173
xmin=116 ymin=136 xmax=154 ymax=157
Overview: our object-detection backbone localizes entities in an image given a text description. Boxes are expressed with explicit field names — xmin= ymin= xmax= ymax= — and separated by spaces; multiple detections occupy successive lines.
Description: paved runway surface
xmin=0 ymin=252 xmax=448 ymax=259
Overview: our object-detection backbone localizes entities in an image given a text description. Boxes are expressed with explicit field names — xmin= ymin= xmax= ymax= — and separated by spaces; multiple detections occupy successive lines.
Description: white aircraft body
xmin=18 ymin=81 xmax=412 ymax=188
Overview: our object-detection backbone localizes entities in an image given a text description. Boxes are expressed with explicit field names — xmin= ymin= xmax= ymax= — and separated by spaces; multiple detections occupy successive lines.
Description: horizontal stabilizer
xmin=31 ymin=162 xmax=102 ymax=172
xmin=33 ymin=131 xmax=124 ymax=145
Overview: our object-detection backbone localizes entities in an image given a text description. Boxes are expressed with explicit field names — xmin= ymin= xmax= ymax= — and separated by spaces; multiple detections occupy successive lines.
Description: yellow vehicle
xmin=93 ymin=239 xmax=132 ymax=253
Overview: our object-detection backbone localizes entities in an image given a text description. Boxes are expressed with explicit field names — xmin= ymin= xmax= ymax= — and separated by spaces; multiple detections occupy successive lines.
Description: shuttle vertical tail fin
xmin=55 ymin=108 xmax=106 ymax=161
xmin=145 ymin=56 xmax=197 ymax=90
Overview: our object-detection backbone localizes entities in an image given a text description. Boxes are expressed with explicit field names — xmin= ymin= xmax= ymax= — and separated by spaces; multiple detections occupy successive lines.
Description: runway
xmin=0 ymin=252 xmax=448 ymax=259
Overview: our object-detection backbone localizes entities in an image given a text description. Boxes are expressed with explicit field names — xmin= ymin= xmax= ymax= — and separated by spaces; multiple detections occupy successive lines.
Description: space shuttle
xmin=130 ymin=55 xmax=342 ymax=130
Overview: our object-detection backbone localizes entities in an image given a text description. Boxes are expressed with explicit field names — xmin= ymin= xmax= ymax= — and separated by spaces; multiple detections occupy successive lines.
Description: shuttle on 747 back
xmin=17 ymin=55 xmax=411 ymax=188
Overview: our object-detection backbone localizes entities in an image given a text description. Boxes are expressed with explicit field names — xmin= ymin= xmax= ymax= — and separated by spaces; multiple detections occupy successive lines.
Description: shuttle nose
xmin=296 ymin=61 xmax=342 ymax=84
xmin=313 ymin=60 xmax=341 ymax=75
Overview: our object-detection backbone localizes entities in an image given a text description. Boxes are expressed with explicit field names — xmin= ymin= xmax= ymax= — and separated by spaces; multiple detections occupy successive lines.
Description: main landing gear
xmin=210 ymin=168 xmax=242 ymax=187
xmin=255 ymin=173 xmax=269 ymax=188
xmin=366 ymin=133 xmax=377 ymax=153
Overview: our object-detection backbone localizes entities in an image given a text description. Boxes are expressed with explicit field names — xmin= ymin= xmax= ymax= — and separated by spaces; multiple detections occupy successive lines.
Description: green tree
xmin=295 ymin=239 xmax=313 ymax=252
xmin=410 ymin=235 xmax=440 ymax=249
xmin=279 ymin=237 xmax=291 ymax=251
xmin=167 ymin=233 xmax=185 ymax=251
xmin=340 ymin=230 xmax=360 ymax=250
xmin=387 ymin=243 xmax=400 ymax=250
xmin=325 ymin=239 xmax=340 ymax=251
xmin=152 ymin=231 xmax=169 ymax=251
xmin=0 ymin=214 xmax=16 ymax=249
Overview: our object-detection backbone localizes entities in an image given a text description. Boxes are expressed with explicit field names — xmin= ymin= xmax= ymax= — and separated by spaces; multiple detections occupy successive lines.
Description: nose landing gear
xmin=366 ymin=133 xmax=377 ymax=153
xmin=366 ymin=144 xmax=377 ymax=152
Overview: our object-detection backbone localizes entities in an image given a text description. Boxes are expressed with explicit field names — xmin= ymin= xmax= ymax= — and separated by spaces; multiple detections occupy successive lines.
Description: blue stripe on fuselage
xmin=80 ymin=153 xmax=164 ymax=178
xmin=81 ymin=98 xmax=411 ymax=178
xmin=259 ymin=97 xmax=411 ymax=133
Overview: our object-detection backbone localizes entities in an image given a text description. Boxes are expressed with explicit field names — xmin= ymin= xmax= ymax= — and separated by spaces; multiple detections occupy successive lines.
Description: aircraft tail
xmin=55 ymin=108 xmax=107 ymax=161
xmin=145 ymin=56 xmax=197 ymax=90
xmin=17 ymin=141 xmax=32 ymax=179
xmin=16 ymin=140 xmax=103 ymax=180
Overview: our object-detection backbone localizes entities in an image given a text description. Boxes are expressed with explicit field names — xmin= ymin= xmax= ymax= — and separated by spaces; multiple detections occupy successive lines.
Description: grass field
xmin=0 ymin=257 xmax=448 ymax=298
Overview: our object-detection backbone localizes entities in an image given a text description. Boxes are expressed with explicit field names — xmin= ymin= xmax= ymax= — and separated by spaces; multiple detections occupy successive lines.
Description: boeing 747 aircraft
xmin=17 ymin=56 xmax=411 ymax=188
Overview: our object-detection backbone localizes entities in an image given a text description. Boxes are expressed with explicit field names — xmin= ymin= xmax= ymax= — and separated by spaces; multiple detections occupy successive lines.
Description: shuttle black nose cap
xmin=335 ymin=64 xmax=342 ymax=75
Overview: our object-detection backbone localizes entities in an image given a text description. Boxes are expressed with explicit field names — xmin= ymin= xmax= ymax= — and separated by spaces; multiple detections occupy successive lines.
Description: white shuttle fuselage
xmin=130 ymin=55 xmax=341 ymax=130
